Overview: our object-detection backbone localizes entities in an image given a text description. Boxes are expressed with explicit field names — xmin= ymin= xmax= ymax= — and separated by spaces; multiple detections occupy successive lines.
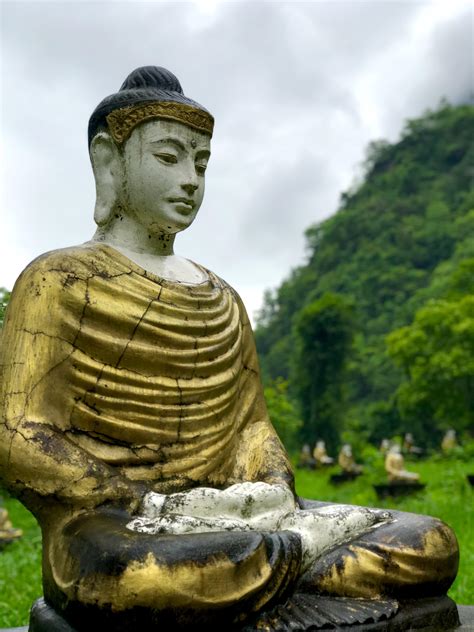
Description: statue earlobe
xmin=90 ymin=132 xmax=122 ymax=227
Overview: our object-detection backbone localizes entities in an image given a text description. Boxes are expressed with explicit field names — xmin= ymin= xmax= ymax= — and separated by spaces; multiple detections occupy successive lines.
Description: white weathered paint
xmin=127 ymin=483 xmax=391 ymax=571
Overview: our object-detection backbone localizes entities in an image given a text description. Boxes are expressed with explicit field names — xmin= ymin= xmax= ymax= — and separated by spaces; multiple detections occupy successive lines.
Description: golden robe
xmin=0 ymin=243 xmax=293 ymax=510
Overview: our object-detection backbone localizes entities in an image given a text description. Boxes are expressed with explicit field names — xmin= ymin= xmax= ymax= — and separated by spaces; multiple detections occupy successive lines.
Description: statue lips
xmin=169 ymin=197 xmax=195 ymax=215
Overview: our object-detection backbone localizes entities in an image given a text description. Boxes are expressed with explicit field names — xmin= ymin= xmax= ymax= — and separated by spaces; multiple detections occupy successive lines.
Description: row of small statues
xmin=298 ymin=429 xmax=458 ymax=470
xmin=298 ymin=441 xmax=363 ymax=473
xmin=380 ymin=430 xmax=459 ymax=456
xmin=298 ymin=440 xmax=418 ymax=483
xmin=299 ymin=430 xmax=461 ymax=484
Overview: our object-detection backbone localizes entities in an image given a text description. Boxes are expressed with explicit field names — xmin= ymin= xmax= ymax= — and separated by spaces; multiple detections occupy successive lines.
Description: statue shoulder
xmin=11 ymin=243 xmax=123 ymax=297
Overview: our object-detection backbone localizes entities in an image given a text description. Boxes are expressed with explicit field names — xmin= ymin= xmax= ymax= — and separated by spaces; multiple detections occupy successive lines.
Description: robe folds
xmin=0 ymin=242 xmax=294 ymax=507
xmin=0 ymin=242 xmax=304 ymax=623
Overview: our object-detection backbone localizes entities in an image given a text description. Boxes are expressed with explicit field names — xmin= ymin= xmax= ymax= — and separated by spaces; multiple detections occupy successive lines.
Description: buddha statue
xmin=0 ymin=67 xmax=460 ymax=630
xmin=0 ymin=505 xmax=22 ymax=546
xmin=313 ymin=440 xmax=334 ymax=466
xmin=338 ymin=444 xmax=363 ymax=475
xmin=442 ymin=429 xmax=458 ymax=452
xmin=385 ymin=444 xmax=420 ymax=483
xmin=403 ymin=432 xmax=423 ymax=455
xmin=297 ymin=443 xmax=316 ymax=469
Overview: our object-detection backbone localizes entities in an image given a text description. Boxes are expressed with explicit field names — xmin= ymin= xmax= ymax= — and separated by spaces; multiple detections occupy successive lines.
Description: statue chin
xmin=0 ymin=65 xmax=460 ymax=631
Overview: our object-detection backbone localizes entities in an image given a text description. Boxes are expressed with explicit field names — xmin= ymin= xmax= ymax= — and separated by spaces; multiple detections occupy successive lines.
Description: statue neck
xmin=91 ymin=215 xmax=208 ymax=285
xmin=93 ymin=214 xmax=176 ymax=257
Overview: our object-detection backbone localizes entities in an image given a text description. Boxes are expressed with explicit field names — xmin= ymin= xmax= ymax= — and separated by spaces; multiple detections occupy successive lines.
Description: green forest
xmin=256 ymin=102 xmax=474 ymax=453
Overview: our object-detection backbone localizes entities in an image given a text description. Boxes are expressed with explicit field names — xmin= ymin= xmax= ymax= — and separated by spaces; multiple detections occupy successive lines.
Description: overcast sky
xmin=1 ymin=0 xmax=472 ymax=321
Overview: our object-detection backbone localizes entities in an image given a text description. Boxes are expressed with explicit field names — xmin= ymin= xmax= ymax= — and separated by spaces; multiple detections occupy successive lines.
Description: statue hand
xmin=139 ymin=482 xmax=295 ymax=524
xmin=279 ymin=505 xmax=392 ymax=572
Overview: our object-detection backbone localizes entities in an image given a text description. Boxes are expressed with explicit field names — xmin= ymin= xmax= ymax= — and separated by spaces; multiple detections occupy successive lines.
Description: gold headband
xmin=106 ymin=101 xmax=214 ymax=144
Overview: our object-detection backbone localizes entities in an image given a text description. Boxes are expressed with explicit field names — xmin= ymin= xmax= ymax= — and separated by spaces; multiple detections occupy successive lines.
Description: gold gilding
xmin=303 ymin=512 xmax=459 ymax=599
xmin=106 ymin=102 xmax=214 ymax=144
xmin=66 ymin=547 xmax=275 ymax=611
xmin=0 ymin=242 xmax=292 ymax=509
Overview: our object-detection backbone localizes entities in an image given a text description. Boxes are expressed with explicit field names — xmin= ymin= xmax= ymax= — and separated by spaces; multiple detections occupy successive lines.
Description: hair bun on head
xmin=88 ymin=65 xmax=213 ymax=146
xmin=120 ymin=66 xmax=183 ymax=94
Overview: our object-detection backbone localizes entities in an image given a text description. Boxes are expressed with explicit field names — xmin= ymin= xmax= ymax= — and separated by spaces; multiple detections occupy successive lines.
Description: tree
xmin=264 ymin=379 xmax=302 ymax=454
xmin=387 ymin=293 xmax=474 ymax=442
xmin=292 ymin=293 xmax=354 ymax=449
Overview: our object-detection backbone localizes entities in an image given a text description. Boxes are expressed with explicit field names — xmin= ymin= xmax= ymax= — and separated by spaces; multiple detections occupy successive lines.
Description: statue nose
xmin=181 ymin=182 xmax=199 ymax=195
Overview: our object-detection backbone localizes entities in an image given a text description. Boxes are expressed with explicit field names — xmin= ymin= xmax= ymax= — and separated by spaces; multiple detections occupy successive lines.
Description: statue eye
xmin=154 ymin=153 xmax=178 ymax=164
xmin=196 ymin=162 xmax=207 ymax=175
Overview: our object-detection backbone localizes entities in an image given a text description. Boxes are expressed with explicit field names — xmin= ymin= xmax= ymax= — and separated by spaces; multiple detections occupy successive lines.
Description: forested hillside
xmin=256 ymin=103 xmax=474 ymax=450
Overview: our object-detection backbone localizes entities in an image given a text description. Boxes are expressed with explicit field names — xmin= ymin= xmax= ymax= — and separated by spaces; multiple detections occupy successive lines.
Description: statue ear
xmin=90 ymin=132 xmax=123 ymax=226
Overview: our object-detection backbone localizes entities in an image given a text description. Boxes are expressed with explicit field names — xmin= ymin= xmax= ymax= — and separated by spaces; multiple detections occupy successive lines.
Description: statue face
xmin=121 ymin=119 xmax=211 ymax=235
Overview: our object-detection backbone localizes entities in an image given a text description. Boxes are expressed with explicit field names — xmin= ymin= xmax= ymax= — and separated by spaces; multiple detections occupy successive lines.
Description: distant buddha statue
xmin=385 ymin=445 xmax=420 ymax=483
xmin=0 ymin=505 xmax=22 ymax=545
xmin=442 ymin=429 xmax=458 ymax=452
xmin=338 ymin=444 xmax=363 ymax=474
xmin=298 ymin=443 xmax=316 ymax=469
xmin=379 ymin=438 xmax=391 ymax=454
xmin=403 ymin=432 xmax=423 ymax=455
xmin=313 ymin=440 xmax=334 ymax=466
xmin=0 ymin=67 xmax=460 ymax=630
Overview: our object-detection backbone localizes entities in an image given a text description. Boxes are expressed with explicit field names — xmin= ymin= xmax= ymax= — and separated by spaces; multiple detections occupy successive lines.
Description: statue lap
xmin=42 ymin=507 xmax=301 ymax=628
xmin=36 ymin=499 xmax=459 ymax=630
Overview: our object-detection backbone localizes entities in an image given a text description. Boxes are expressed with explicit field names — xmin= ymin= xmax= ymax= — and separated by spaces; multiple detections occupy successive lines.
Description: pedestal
xmin=373 ymin=482 xmax=426 ymax=499
xmin=28 ymin=594 xmax=461 ymax=631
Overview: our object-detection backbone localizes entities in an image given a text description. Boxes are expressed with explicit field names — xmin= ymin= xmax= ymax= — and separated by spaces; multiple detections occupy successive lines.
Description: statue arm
xmin=0 ymin=259 xmax=145 ymax=514
xmin=230 ymin=292 xmax=295 ymax=493
xmin=0 ymin=416 xmax=146 ymax=514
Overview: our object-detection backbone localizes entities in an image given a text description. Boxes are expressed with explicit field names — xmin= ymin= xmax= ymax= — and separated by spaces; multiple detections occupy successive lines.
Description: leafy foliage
xmin=256 ymin=102 xmax=474 ymax=446
xmin=387 ymin=271 xmax=474 ymax=441
xmin=292 ymin=293 xmax=354 ymax=449
xmin=264 ymin=379 xmax=302 ymax=454
xmin=0 ymin=288 xmax=10 ymax=327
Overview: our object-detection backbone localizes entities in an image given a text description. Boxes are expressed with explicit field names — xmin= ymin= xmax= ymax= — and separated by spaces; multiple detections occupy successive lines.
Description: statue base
xmin=28 ymin=594 xmax=460 ymax=631
xmin=373 ymin=481 xmax=426 ymax=499
xmin=329 ymin=471 xmax=362 ymax=484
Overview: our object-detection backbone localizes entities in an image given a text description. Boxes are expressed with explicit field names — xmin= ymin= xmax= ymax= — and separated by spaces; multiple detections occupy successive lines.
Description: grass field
xmin=0 ymin=454 xmax=472 ymax=627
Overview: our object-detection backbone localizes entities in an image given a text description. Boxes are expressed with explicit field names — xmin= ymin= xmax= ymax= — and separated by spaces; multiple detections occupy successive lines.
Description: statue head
xmin=88 ymin=66 xmax=213 ymax=237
